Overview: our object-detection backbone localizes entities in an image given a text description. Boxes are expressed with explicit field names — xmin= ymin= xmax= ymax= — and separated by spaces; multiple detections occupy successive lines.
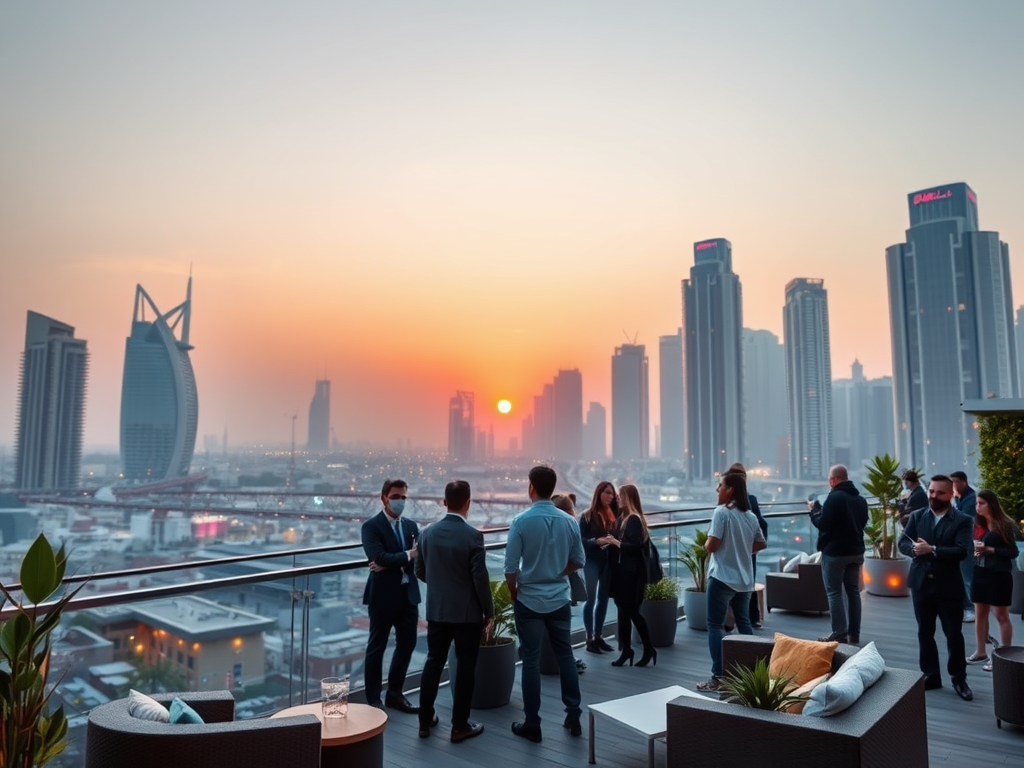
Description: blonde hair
xmin=617 ymin=484 xmax=649 ymax=537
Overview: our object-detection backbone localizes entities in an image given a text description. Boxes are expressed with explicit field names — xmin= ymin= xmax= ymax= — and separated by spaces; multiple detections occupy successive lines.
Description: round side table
xmin=992 ymin=645 xmax=1024 ymax=729
xmin=272 ymin=702 xmax=387 ymax=767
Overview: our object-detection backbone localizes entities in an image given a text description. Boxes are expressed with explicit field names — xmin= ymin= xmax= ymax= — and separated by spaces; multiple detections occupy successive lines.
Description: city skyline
xmin=3 ymin=2 xmax=1024 ymax=451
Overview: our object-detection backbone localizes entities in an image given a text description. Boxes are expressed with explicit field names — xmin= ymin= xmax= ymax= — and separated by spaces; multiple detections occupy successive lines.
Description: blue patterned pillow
xmin=127 ymin=689 xmax=170 ymax=722
xmin=169 ymin=697 xmax=205 ymax=724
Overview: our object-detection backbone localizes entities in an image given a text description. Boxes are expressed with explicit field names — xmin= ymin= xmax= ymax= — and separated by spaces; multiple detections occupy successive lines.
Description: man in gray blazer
xmin=414 ymin=480 xmax=494 ymax=743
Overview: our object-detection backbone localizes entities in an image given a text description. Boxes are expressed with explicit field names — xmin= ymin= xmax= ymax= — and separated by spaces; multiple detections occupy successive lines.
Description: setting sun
xmin=497 ymin=399 xmax=512 ymax=414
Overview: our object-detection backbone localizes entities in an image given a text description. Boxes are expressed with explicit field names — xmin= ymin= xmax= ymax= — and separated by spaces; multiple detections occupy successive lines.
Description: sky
xmin=2 ymin=1 xmax=1023 ymax=453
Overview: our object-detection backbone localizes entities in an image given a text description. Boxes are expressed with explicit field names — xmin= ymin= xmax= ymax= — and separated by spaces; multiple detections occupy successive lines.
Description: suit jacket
xmin=361 ymin=510 xmax=421 ymax=608
xmin=414 ymin=513 xmax=493 ymax=624
xmin=898 ymin=506 xmax=972 ymax=594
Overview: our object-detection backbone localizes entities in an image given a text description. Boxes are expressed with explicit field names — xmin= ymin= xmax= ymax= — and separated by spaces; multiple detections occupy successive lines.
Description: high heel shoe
xmin=585 ymin=639 xmax=602 ymax=654
xmin=611 ymin=649 xmax=634 ymax=667
xmin=636 ymin=648 xmax=658 ymax=667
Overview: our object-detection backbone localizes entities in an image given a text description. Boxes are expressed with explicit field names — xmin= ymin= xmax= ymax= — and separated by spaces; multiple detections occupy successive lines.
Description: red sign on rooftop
xmin=913 ymin=189 xmax=952 ymax=205
xmin=695 ymin=241 xmax=717 ymax=250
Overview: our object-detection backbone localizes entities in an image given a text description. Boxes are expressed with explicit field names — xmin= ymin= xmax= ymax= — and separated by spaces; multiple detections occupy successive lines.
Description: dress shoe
xmin=511 ymin=721 xmax=543 ymax=743
xmin=585 ymin=639 xmax=602 ymax=654
xmin=563 ymin=712 xmax=582 ymax=736
xmin=818 ymin=632 xmax=849 ymax=643
xmin=384 ymin=691 xmax=420 ymax=714
xmin=451 ymin=721 xmax=484 ymax=743
xmin=418 ymin=714 xmax=440 ymax=738
xmin=595 ymin=637 xmax=615 ymax=653
xmin=923 ymin=675 xmax=943 ymax=690
xmin=953 ymin=679 xmax=974 ymax=701
xmin=847 ymin=634 xmax=860 ymax=644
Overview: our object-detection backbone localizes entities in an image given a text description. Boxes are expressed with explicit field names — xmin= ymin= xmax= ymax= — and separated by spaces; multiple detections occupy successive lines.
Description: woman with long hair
xmin=966 ymin=489 xmax=1020 ymax=671
xmin=601 ymin=484 xmax=656 ymax=667
xmin=697 ymin=471 xmax=767 ymax=692
xmin=579 ymin=482 xmax=619 ymax=654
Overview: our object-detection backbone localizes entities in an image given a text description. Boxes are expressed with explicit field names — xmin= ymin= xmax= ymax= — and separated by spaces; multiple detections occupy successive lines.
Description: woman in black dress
xmin=966 ymin=489 xmax=1019 ymax=671
xmin=601 ymin=484 xmax=656 ymax=668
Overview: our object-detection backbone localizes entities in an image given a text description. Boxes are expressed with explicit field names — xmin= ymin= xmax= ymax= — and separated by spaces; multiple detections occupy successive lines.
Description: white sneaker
xmin=963 ymin=610 xmax=976 ymax=623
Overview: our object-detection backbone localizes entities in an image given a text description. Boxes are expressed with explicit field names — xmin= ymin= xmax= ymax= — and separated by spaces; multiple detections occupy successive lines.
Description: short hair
xmin=949 ymin=471 xmax=968 ymax=482
xmin=902 ymin=469 xmax=919 ymax=483
xmin=829 ymin=464 xmax=849 ymax=481
xmin=551 ymin=493 xmax=576 ymax=516
xmin=381 ymin=478 xmax=408 ymax=499
xmin=930 ymin=474 xmax=953 ymax=486
xmin=726 ymin=462 xmax=746 ymax=477
xmin=528 ymin=465 xmax=557 ymax=499
xmin=444 ymin=480 xmax=471 ymax=510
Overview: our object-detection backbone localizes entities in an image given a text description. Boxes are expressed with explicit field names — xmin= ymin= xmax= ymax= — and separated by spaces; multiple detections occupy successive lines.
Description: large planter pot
xmin=863 ymin=556 xmax=911 ymax=597
xmin=683 ymin=588 xmax=707 ymax=631
xmin=636 ymin=598 xmax=679 ymax=647
xmin=450 ymin=637 xmax=517 ymax=709
xmin=1009 ymin=565 xmax=1024 ymax=615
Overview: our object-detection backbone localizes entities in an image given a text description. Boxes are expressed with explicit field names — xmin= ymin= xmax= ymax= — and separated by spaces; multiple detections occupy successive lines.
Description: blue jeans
xmin=960 ymin=556 xmax=973 ymax=611
xmin=821 ymin=554 xmax=863 ymax=637
xmin=583 ymin=555 xmax=610 ymax=638
xmin=706 ymin=577 xmax=753 ymax=678
xmin=514 ymin=601 xmax=581 ymax=728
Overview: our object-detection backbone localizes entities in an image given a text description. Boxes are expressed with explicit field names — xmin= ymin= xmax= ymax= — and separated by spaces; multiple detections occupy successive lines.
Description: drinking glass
xmin=321 ymin=676 xmax=348 ymax=718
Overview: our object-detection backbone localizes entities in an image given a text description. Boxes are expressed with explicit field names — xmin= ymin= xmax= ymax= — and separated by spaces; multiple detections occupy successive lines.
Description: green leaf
xmin=19 ymin=534 xmax=59 ymax=604
xmin=1 ymin=611 xmax=33 ymax=660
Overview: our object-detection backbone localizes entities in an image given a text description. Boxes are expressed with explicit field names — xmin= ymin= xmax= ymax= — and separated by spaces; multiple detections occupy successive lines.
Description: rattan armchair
xmin=766 ymin=562 xmax=830 ymax=614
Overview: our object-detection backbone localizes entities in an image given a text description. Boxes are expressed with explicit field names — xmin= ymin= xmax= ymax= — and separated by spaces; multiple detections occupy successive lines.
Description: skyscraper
xmin=120 ymin=280 xmax=199 ymax=482
xmin=783 ymin=278 xmax=833 ymax=480
xmin=583 ymin=402 xmax=607 ymax=460
xmin=552 ymin=369 xmax=583 ymax=461
xmin=14 ymin=311 xmax=88 ymax=490
xmin=682 ymin=238 xmax=743 ymax=479
xmin=611 ymin=344 xmax=649 ymax=460
xmin=448 ymin=390 xmax=475 ymax=462
xmin=887 ymin=183 xmax=1017 ymax=474
xmin=307 ymin=379 xmax=331 ymax=452
xmin=1016 ymin=306 xmax=1024 ymax=394
xmin=742 ymin=328 xmax=788 ymax=473
xmin=659 ymin=330 xmax=684 ymax=461
xmin=833 ymin=361 xmax=894 ymax=472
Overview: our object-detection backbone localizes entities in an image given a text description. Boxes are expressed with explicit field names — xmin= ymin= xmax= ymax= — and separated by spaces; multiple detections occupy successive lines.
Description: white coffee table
xmin=588 ymin=685 xmax=712 ymax=767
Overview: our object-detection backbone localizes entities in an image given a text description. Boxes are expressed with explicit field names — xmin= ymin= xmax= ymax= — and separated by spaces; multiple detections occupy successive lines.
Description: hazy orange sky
xmin=2 ymin=2 xmax=1023 ymax=453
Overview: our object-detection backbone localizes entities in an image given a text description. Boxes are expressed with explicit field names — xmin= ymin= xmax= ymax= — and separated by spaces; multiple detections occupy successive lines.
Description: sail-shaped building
xmin=120 ymin=279 xmax=198 ymax=482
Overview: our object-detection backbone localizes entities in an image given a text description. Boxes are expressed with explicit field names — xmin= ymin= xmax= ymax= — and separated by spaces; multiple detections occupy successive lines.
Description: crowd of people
xmin=358 ymin=462 xmax=1021 ymax=743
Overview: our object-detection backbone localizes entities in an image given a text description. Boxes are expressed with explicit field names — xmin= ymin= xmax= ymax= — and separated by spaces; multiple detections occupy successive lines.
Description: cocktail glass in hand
xmin=321 ymin=676 xmax=349 ymax=718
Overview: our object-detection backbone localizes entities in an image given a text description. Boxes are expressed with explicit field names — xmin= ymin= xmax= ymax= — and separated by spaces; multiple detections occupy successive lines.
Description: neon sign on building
xmin=695 ymin=241 xmax=717 ymax=251
xmin=967 ymin=189 xmax=977 ymax=204
xmin=913 ymin=189 xmax=953 ymax=205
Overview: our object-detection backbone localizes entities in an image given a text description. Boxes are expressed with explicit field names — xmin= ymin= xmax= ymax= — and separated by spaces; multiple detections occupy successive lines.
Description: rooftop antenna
xmin=622 ymin=329 xmax=639 ymax=345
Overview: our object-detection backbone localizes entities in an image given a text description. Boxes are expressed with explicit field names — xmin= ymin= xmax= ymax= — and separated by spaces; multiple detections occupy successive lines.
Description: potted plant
xmin=719 ymin=658 xmax=805 ymax=712
xmin=638 ymin=577 xmax=679 ymax=647
xmin=450 ymin=580 xmax=518 ymax=709
xmin=1 ymin=533 xmax=82 ymax=767
xmin=861 ymin=453 xmax=911 ymax=597
xmin=679 ymin=529 xmax=710 ymax=630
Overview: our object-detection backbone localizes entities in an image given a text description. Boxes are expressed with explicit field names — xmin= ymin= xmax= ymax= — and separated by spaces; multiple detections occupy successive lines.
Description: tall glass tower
xmin=308 ymin=379 xmax=331 ymax=452
xmin=887 ymin=183 xmax=1016 ymax=474
xmin=683 ymin=238 xmax=744 ymax=480
xmin=120 ymin=279 xmax=199 ymax=482
xmin=14 ymin=311 xmax=89 ymax=490
xmin=783 ymin=278 xmax=833 ymax=480
xmin=611 ymin=344 xmax=649 ymax=460
xmin=659 ymin=330 xmax=684 ymax=461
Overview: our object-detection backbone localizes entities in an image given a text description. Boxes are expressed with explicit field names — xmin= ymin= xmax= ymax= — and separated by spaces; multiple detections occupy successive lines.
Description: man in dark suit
xmin=414 ymin=480 xmax=493 ymax=743
xmin=898 ymin=474 xmax=974 ymax=701
xmin=361 ymin=478 xmax=421 ymax=713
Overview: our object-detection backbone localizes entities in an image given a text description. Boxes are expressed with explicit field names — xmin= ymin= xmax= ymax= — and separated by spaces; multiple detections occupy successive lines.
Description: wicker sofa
xmin=766 ymin=562 xmax=830 ymax=614
xmin=85 ymin=691 xmax=322 ymax=768
xmin=665 ymin=635 xmax=927 ymax=768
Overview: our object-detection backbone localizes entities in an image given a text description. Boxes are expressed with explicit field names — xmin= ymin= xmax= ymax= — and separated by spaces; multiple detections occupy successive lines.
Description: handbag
xmin=642 ymin=537 xmax=664 ymax=584
xmin=568 ymin=571 xmax=588 ymax=603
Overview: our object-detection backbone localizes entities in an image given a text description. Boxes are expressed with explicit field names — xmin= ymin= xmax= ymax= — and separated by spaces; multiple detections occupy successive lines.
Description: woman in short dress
xmin=966 ymin=489 xmax=1020 ymax=671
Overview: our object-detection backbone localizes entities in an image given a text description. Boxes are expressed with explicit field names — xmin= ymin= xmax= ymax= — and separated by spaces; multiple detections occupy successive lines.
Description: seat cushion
xmin=802 ymin=642 xmax=886 ymax=717
xmin=169 ymin=697 xmax=205 ymax=724
xmin=769 ymin=633 xmax=837 ymax=686
xmin=127 ymin=690 xmax=170 ymax=723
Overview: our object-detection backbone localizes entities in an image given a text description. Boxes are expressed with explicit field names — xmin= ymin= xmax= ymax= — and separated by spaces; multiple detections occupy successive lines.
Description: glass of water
xmin=321 ymin=676 xmax=349 ymax=718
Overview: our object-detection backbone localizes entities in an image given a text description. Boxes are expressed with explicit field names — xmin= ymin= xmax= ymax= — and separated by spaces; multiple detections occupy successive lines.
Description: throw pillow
xmin=807 ymin=551 xmax=823 ymax=565
xmin=782 ymin=553 xmax=803 ymax=573
xmin=785 ymin=671 xmax=830 ymax=714
xmin=127 ymin=689 xmax=170 ymax=722
xmin=169 ymin=697 xmax=205 ymax=725
xmin=841 ymin=641 xmax=885 ymax=689
xmin=769 ymin=632 xmax=837 ymax=686
xmin=801 ymin=641 xmax=886 ymax=717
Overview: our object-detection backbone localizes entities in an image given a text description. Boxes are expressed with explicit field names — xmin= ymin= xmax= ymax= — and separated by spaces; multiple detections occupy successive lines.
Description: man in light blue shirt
xmin=504 ymin=465 xmax=585 ymax=743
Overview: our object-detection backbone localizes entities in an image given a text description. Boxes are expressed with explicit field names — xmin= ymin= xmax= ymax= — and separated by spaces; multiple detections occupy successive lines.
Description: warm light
xmin=887 ymin=575 xmax=903 ymax=588
xmin=862 ymin=571 xmax=872 ymax=584
xmin=232 ymin=638 xmax=243 ymax=649
xmin=497 ymin=399 xmax=512 ymax=414
xmin=192 ymin=642 xmax=201 ymax=651
xmin=135 ymin=644 xmax=144 ymax=654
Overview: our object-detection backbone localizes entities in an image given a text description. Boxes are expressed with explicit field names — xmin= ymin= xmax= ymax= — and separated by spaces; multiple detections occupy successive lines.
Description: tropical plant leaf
xmin=720 ymin=658 xmax=805 ymax=711
xmin=19 ymin=534 xmax=60 ymax=605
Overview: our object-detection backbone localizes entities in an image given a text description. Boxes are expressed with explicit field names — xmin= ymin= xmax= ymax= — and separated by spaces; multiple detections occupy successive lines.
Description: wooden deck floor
xmin=380 ymin=593 xmax=1024 ymax=768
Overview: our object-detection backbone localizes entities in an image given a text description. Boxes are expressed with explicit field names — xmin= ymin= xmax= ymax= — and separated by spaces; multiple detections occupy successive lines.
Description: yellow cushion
xmin=769 ymin=632 xmax=837 ymax=686
xmin=785 ymin=672 xmax=830 ymax=714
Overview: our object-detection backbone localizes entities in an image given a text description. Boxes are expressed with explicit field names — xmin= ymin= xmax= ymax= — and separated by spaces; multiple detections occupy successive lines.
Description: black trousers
xmin=363 ymin=599 xmax=418 ymax=706
xmin=748 ymin=553 xmax=761 ymax=623
xmin=418 ymin=621 xmax=482 ymax=729
xmin=911 ymin=579 xmax=967 ymax=682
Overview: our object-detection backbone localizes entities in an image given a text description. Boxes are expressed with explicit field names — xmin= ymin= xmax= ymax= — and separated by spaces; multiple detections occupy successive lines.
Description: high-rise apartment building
xmin=611 ymin=344 xmax=649 ymax=460
xmin=552 ymin=369 xmax=583 ymax=461
xmin=887 ymin=183 xmax=1017 ymax=474
xmin=583 ymin=402 xmax=607 ymax=461
xmin=784 ymin=278 xmax=833 ymax=480
xmin=14 ymin=311 xmax=88 ymax=490
xmin=120 ymin=280 xmax=198 ymax=482
xmin=659 ymin=330 xmax=684 ymax=461
xmin=742 ymin=329 xmax=788 ymax=473
xmin=833 ymin=361 xmax=894 ymax=472
xmin=307 ymin=379 xmax=331 ymax=452
xmin=1016 ymin=306 xmax=1024 ymax=394
xmin=682 ymin=238 xmax=743 ymax=479
xmin=448 ymin=390 xmax=475 ymax=461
